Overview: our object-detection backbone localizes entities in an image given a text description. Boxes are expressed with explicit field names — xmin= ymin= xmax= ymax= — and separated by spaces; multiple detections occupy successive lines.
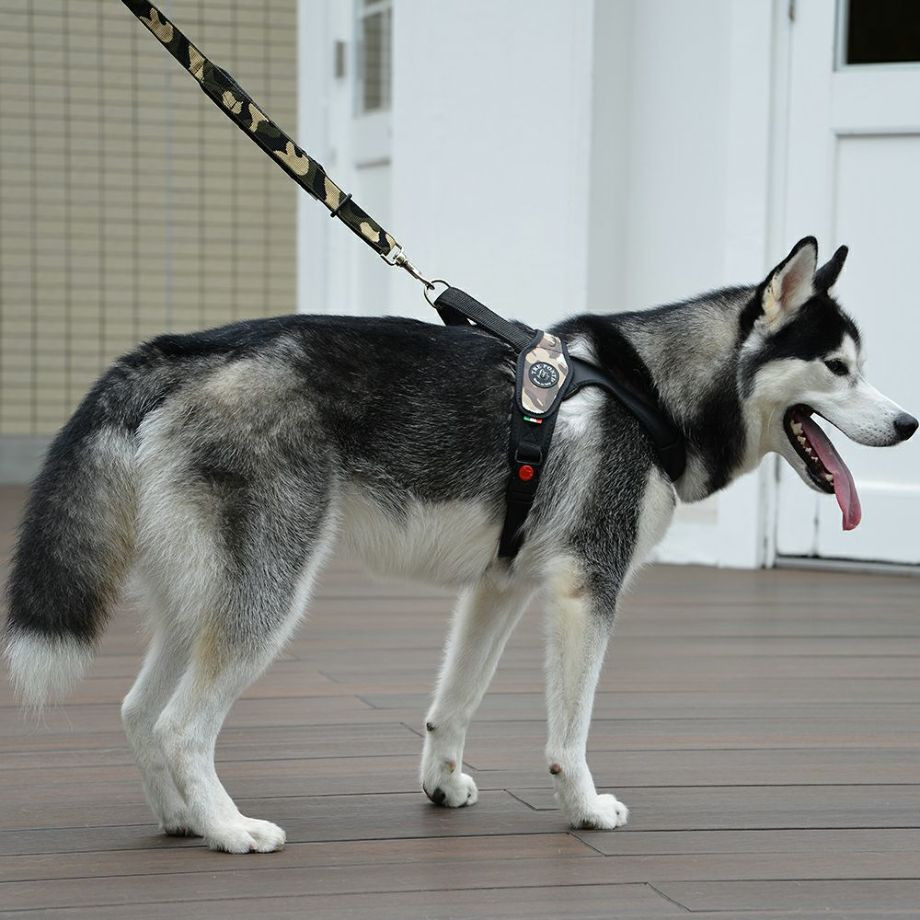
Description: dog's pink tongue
xmin=800 ymin=414 xmax=862 ymax=531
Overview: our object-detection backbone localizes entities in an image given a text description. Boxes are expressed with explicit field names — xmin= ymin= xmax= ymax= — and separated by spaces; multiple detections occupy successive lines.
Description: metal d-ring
xmin=424 ymin=279 xmax=449 ymax=307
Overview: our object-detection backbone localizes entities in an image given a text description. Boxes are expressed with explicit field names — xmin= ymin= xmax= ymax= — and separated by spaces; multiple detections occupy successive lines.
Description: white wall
xmin=389 ymin=0 xmax=596 ymax=328
xmin=586 ymin=0 xmax=779 ymax=567
xmin=298 ymin=0 xmax=783 ymax=568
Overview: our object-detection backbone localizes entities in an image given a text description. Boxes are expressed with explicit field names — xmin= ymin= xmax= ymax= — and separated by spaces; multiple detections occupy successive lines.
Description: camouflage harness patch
xmin=122 ymin=0 xmax=686 ymax=560
xmin=518 ymin=333 xmax=570 ymax=417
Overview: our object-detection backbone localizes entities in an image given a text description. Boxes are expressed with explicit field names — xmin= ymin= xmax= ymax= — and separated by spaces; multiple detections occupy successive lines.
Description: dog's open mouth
xmin=783 ymin=405 xmax=861 ymax=531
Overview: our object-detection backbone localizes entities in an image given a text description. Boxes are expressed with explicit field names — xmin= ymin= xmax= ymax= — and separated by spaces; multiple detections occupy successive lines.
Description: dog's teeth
xmin=797 ymin=435 xmax=807 ymax=446
xmin=791 ymin=422 xmax=803 ymax=435
xmin=824 ymin=473 xmax=834 ymax=482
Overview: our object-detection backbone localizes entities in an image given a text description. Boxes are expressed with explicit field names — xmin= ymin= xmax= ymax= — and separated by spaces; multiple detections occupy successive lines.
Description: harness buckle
xmin=514 ymin=444 xmax=543 ymax=465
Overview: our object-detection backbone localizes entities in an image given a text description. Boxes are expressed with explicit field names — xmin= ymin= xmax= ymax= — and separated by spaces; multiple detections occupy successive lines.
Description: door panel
xmin=323 ymin=0 xmax=394 ymax=316
xmin=776 ymin=0 xmax=920 ymax=565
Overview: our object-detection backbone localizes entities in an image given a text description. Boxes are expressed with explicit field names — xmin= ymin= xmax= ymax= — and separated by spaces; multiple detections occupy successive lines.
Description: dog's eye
xmin=824 ymin=359 xmax=849 ymax=377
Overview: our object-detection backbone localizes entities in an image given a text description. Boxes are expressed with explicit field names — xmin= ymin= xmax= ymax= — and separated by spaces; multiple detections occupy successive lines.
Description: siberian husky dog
xmin=5 ymin=238 xmax=917 ymax=853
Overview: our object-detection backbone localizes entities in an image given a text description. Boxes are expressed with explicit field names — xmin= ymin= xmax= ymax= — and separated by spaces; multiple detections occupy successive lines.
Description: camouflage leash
xmin=120 ymin=0 xmax=433 ymax=288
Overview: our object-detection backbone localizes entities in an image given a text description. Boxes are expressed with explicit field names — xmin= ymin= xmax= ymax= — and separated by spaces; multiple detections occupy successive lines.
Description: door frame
xmin=775 ymin=0 xmax=920 ymax=565
xmin=297 ymin=0 xmax=394 ymax=317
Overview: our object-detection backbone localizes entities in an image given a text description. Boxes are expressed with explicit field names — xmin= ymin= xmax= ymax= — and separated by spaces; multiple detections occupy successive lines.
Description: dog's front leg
xmin=421 ymin=573 xmax=533 ymax=807
xmin=544 ymin=563 xmax=627 ymax=829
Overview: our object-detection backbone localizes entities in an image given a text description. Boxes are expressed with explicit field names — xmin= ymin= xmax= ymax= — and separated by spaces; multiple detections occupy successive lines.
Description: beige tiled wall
xmin=0 ymin=0 xmax=298 ymax=435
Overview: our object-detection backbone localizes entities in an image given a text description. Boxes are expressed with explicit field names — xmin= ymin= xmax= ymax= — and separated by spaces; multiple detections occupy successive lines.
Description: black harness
xmin=433 ymin=285 xmax=685 ymax=557
xmin=122 ymin=0 xmax=687 ymax=559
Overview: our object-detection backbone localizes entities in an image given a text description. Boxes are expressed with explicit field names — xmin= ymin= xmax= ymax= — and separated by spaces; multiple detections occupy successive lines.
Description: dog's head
xmin=739 ymin=237 xmax=916 ymax=530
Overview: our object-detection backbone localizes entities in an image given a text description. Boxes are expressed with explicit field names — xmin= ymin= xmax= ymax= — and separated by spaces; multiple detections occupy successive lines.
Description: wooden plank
xmin=0 ymin=722 xmax=421 ymax=761
xmin=3 ymin=847 xmax=919 ymax=911
xmin=0 ymin=791 xmax=556 ymax=848
xmin=573 ymin=827 xmax=920 ymax=856
xmin=508 ymin=785 xmax=920 ymax=830
xmin=2 ymin=844 xmax=917 ymax=900
xmin=458 ymin=716 xmax=920 ymax=754
xmin=469 ymin=747 xmax=920 ymax=786
xmin=362 ymin=688 xmax=920 ymax=712
xmin=321 ymin=658 xmax=920 ymax=681
xmin=0 ymin=695 xmax=381 ymax=737
xmin=0 ymin=833 xmax=596 ymax=883
xmin=653 ymin=879 xmax=920 ymax=912
xmin=0 ymin=884 xmax=685 ymax=920
xmin=5 ymin=747 xmax=917 ymax=799
xmin=0 ymin=755 xmax=428 ymax=798
xmin=360 ymin=692 xmax=920 ymax=722
xmin=0 ymin=859 xmax=681 ymax=912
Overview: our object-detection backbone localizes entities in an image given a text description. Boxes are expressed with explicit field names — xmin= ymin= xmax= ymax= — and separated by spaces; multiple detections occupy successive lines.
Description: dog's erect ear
xmin=814 ymin=244 xmax=848 ymax=292
xmin=761 ymin=236 xmax=818 ymax=327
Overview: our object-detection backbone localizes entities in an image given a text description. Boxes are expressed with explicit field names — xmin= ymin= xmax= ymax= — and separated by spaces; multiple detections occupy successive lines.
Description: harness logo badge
xmin=529 ymin=362 xmax=559 ymax=389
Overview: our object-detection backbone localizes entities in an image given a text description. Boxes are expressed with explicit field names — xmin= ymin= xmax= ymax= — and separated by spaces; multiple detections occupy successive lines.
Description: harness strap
xmin=121 ymin=0 xmax=402 ymax=263
xmin=567 ymin=359 xmax=686 ymax=482
xmin=433 ymin=287 xmax=686 ymax=557
xmin=431 ymin=286 xmax=535 ymax=351
xmin=500 ymin=406 xmax=559 ymax=557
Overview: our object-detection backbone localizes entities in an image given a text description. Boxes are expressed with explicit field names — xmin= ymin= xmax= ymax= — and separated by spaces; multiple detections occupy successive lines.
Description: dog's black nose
xmin=894 ymin=412 xmax=918 ymax=441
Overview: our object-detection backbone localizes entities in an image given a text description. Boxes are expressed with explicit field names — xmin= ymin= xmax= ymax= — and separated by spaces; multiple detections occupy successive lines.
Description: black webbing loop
xmin=432 ymin=287 xmax=535 ymax=351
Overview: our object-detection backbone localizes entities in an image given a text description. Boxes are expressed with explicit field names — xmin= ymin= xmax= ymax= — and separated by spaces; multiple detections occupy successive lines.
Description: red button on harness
xmin=517 ymin=464 xmax=535 ymax=482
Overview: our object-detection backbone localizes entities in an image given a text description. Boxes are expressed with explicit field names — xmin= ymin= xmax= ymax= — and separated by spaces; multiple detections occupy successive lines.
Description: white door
xmin=776 ymin=0 xmax=920 ymax=565
xmin=310 ymin=0 xmax=395 ymax=316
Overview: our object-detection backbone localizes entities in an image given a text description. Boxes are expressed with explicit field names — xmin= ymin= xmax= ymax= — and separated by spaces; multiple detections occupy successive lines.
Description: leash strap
xmin=121 ymin=0 xmax=404 ymax=265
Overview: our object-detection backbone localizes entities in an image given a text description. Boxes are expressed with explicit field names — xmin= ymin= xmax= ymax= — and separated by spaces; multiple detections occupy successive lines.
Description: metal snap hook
xmin=382 ymin=246 xmax=436 ymax=290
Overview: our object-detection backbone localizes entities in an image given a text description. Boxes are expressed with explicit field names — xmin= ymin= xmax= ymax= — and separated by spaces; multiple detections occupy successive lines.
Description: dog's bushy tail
xmin=5 ymin=371 xmax=141 ymax=711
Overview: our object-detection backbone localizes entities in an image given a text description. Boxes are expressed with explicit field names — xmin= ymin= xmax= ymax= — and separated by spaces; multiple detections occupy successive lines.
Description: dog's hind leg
xmin=121 ymin=604 xmax=195 ymax=835
xmin=141 ymin=461 xmax=336 ymax=853
xmin=151 ymin=529 xmax=331 ymax=854
xmin=421 ymin=572 xmax=534 ymax=807
xmin=544 ymin=560 xmax=627 ymax=830
xmin=155 ymin=641 xmax=290 ymax=853
xmin=156 ymin=659 xmax=280 ymax=851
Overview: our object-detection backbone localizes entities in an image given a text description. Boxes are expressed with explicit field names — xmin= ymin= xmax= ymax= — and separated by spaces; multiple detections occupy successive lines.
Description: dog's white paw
xmin=204 ymin=816 xmax=286 ymax=853
xmin=570 ymin=793 xmax=629 ymax=830
xmin=423 ymin=770 xmax=478 ymax=808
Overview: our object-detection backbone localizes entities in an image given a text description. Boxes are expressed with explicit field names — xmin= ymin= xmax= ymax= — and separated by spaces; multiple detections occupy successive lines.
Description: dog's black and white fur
xmin=5 ymin=238 xmax=917 ymax=852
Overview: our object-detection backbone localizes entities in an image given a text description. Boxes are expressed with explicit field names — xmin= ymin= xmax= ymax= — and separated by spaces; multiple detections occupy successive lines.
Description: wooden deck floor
xmin=1 ymin=484 xmax=919 ymax=918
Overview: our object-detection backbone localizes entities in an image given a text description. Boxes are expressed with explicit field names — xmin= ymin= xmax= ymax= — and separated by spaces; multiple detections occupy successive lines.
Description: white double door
xmin=776 ymin=1 xmax=920 ymax=565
